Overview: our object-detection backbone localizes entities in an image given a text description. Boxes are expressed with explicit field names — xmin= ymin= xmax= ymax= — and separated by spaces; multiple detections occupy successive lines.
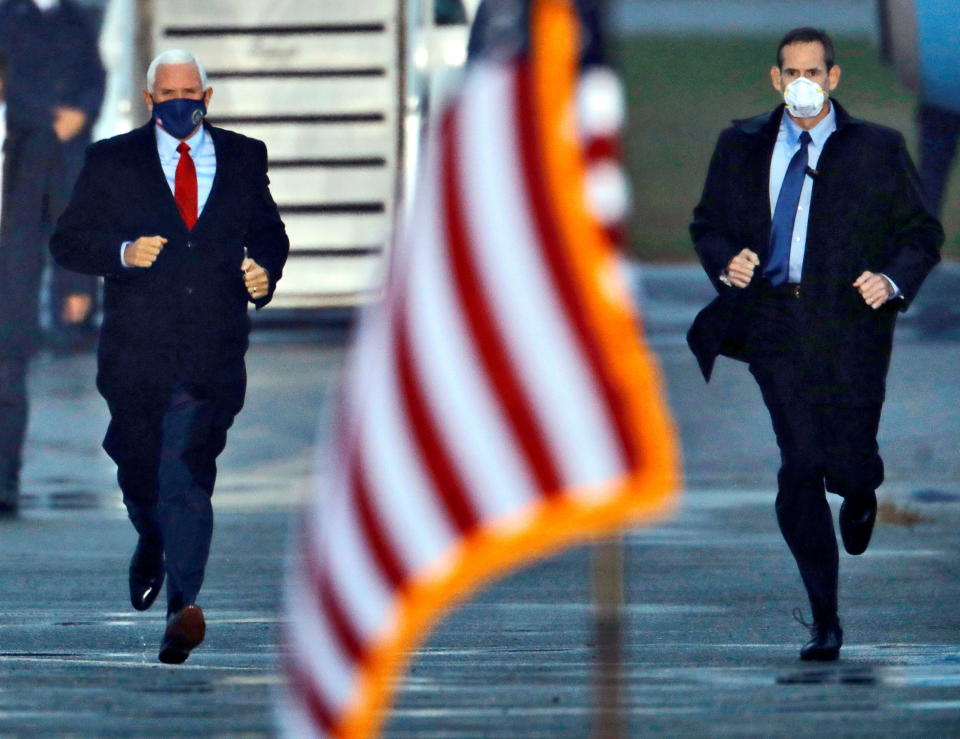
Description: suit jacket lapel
xmin=812 ymin=98 xmax=855 ymax=179
xmin=754 ymin=137 xmax=775 ymax=260
xmin=133 ymin=122 xmax=188 ymax=231
xmin=192 ymin=124 xmax=227 ymax=233
xmin=739 ymin=106 xmax=782 ymax=260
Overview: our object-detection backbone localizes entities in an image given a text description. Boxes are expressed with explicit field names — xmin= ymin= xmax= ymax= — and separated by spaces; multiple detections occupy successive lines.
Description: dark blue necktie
xmin=765 ymin=130 xmax=812 ymax=285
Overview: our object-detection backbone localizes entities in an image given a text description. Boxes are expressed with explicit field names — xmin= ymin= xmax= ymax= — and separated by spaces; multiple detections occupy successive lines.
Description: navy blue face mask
xmin=151 ymin=97 xmax=207 ymax=140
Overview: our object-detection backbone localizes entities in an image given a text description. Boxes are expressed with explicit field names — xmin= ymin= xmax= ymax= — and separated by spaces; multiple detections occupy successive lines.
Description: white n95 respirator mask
xmin=783 ymin=77 xmax=826 ymax=118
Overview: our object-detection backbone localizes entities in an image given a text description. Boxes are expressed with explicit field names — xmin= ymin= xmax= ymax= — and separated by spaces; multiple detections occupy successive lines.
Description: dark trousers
xmin=746 ymin=291 xmax=883 ymax=621
xmin=113 ymin=386 xmax=233 ymax=615
xmin=918 ymin=102 xmax=960 ymax=218
xmin=0 ymin=358 xmax=28 ymax=502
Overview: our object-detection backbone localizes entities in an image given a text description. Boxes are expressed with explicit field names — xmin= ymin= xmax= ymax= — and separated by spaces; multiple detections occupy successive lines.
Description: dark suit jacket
xmin=49 ymin=122 xmax=289 ymax=431
xmin=1 ymin=113 xmax=66 ymax=356
xmin=0 ymin=0 xmax=107 ymax=298
xmin=0 ymin=0 xmax=105 ymax=133
xmin=688 ymin=101 xmax=943 ymax=406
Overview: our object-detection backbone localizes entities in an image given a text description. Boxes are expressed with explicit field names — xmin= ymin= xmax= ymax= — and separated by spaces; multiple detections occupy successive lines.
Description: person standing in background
xmin=0 ymin=0 xmax=105 ymax=350
xmin=0 ymin=49 xmax=66 ymax=514
xmin=917 ymin=101 xmax=960 ymax=219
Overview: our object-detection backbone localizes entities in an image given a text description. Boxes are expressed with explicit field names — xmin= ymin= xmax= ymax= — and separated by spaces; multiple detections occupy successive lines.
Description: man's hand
xmin=853 ymin=271 xmax=894 ymax=309
xmin=726 ymin=248 xmax=761 ymax=288
xmin=124 ymin=236 xmax=167 ymax=268
xmin=62 ymin=294 xmax=92 ymax=324
xmin=242 ymin=257 xmax=269 ymax=299
xmin=53 ymin=106 xmax=87 ymax=142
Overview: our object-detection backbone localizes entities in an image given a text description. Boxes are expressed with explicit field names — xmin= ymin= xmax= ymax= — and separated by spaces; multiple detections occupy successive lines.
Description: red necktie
xmin=175 ymin=141 xmax=198 ymax=229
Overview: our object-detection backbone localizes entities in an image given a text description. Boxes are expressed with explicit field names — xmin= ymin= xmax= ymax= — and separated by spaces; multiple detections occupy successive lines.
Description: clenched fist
xmin=124 ymin=236 xmax=167 ymax=268
xmin=853 ymin=271 xmax=894 ymax=309
xmin=242 ymin=257 xmax=269 ymax=299
xmin=725 ymin=248 xmax=761 ymax=288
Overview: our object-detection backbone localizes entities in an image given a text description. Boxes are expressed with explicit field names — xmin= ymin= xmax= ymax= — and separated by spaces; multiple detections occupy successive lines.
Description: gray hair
xmin=146 ymin=49 xmax=209 ymax=92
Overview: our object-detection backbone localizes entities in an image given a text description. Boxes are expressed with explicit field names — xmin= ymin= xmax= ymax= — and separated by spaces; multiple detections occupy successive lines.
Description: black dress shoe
xmin=159 ymin=605 xmax=205 ymax=664
xmin=129 ymin=539 xmax=165 ymax=611
xmin=799 ymin=617 xmax=843 ymax=661
xmin=839 ymin=492 xmax=877 ymax=555
xmin=0 ymin=488 xmax=19 ymax=516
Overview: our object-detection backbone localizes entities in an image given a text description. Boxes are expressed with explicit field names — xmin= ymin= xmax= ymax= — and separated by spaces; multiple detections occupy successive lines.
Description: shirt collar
xmin=31 ymin=0 xmax=60 ymax=13
xmin=781 ymin=100 xmax=837 ymax=149
xmin=155 ymin=121 xmax=207 ymax=160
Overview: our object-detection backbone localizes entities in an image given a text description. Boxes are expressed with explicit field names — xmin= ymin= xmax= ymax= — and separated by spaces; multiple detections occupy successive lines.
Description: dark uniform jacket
xmin=0 ymin=0 xmax=106 ymax=301
xmin=0 ymin=0 xmax=105 ymax=156
xmin=49 ymin=122 xmax=289 ymax=433
xmin=688 ymin=100 xmax=943 ymax=407
xmin=1 ymin=112 xmax=65 ymax=356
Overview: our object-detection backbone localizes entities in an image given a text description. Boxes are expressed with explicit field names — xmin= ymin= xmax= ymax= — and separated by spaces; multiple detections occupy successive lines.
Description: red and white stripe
xmin=284 ymin=57 xmax=640 ymax=737
xmin=578 ymin=65 xmax=631 ymax=243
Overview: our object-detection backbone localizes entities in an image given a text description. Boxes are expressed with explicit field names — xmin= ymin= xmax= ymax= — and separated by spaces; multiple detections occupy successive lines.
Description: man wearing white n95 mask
xmin=688 ymin=28 xmax=941 ymax=663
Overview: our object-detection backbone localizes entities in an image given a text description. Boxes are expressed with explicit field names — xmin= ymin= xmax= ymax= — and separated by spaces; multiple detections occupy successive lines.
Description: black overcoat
xmin=0 ymin=114 xmax=65 ymax=356
xmin=49 ymin=122 xmax=289 ymax=452
xmin=0 ymin=0 xmax=105 ymax=136
xmin=687 ymin=101 xmax=943 ymax=406
xmin=0 ymin=0 xmax=107 ymax=299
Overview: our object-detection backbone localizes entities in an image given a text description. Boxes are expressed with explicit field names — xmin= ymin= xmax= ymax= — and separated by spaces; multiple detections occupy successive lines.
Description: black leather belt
xmin=758 ymin=282 xmax=801 ymax=299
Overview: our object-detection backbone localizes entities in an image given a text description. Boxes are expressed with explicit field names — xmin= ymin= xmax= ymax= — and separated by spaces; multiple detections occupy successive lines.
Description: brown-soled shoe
xmin=159 ymin=605 xmax=205 ymax=664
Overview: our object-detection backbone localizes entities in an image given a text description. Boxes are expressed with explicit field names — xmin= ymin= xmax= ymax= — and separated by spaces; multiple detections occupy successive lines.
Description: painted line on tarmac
xmin=902 ymin=700 xmax=960 ymax=711
xmin=0 ymin=615 xmax=284 ymax=629
xmin=390 ymin=706 xmax=704 ymax=718
xmin=203 ymin=615 xmax=283 ymax=624
xmin=411 ymin=642 xmax=960 ymax=655
xmin=456 ymin=603 xmax=728 ymax=614
xmin=0 ymin=653 xmax=272 ymax=670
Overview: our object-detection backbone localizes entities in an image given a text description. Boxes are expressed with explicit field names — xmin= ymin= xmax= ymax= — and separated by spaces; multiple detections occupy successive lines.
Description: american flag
xmin=282 ymin=0 xmax=678 ymax=735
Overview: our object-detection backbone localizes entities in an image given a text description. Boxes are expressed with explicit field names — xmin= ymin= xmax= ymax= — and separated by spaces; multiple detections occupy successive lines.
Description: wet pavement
xmin=1 ymin=263 xmax=958 ymax=736
xmin=1 ymin=340 xmax=338 ymax=735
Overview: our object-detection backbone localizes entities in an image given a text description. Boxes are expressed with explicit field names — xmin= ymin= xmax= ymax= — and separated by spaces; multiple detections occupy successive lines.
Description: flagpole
xmin=592 ymin=535 xmax=625 ymax=739
xmin=585 ymin=0 xmax=626 ymax=731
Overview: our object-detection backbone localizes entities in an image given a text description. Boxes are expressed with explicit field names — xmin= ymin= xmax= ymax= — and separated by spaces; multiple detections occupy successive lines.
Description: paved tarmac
xmin=1 ymin=263 xmax=958 ymax=737
xmin=609 ymin=0 xmax=876 ymax=36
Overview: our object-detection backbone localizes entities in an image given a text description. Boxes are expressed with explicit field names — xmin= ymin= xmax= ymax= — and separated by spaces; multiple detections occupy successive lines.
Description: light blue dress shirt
xmin=121 ymin=122 xmax=217 ymax=266
xmin=768 ymin=104 xmax=836 ymax=284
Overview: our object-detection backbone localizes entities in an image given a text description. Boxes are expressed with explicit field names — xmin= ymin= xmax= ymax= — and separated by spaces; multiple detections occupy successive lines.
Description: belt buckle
xmin=789 ymin=284 xmax=801 ymax=299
